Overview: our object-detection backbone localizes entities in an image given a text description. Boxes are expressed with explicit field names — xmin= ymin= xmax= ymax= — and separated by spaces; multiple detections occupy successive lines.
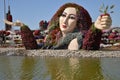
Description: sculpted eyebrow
xmin=62 ymin=12 xmax=67 ymax=14
xmin=69 ymin=14 xmax=76 ymax=16
xmin=63 ymin=12 xmax=76 ymax=16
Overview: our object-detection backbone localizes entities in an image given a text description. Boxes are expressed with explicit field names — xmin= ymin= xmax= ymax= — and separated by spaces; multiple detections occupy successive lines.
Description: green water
xmin=0 ymin=56 xmax=120 ymax=80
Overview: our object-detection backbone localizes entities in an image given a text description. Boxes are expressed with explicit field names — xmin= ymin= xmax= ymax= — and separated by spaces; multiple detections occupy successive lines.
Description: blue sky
xmin=0 ymin=0 xmax=120 ymax=30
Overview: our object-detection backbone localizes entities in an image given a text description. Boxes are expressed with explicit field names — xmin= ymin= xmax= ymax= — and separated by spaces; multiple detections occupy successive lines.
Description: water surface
xmin=0 ymin=56 xmax=120 ymax=80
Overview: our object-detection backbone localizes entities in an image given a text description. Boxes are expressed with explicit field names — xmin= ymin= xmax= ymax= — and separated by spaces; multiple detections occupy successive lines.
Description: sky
xmin=0 ymin=0 xmax=120 ymax=30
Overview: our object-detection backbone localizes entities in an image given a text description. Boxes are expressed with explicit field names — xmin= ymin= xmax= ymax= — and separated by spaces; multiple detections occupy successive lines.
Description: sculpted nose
xmin=63 ymin=17 xmax=68 ymax=24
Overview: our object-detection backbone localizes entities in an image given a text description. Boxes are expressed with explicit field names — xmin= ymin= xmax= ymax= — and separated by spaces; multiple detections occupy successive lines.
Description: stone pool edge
xmin=0 ymin=48 xmax=120 ymax=57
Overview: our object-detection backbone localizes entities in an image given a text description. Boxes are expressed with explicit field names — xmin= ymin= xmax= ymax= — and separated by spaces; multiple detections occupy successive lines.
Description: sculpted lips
xmin=62 ymin=24 xmax=67 ymax=28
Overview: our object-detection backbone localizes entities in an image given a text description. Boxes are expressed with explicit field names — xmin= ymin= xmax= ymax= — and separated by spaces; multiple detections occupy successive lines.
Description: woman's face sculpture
xmin=59 ymin=7 xmax=77 ymax=36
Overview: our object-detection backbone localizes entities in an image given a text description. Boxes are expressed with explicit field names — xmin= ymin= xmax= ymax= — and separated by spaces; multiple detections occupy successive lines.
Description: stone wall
xmin=0 ymin=48 xmax=120 ymax=57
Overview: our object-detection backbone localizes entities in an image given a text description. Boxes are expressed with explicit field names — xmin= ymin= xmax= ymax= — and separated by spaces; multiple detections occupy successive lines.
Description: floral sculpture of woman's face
xmin=59 ymin=7 xmax=77 ymax=37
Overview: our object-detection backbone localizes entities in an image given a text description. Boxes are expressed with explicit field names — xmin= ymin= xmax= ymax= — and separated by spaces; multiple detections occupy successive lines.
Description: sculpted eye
xmin=69 ymin=15 xmax=76 ymax=19
xmin=61 ymin=13 xmax=66 ymax=17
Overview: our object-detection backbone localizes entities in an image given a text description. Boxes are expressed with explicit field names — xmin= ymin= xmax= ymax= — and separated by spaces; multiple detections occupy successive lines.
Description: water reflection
xmin=0 ymin=56 xmax=23 ymax=80
xmin=20 ymin=57 xmax=50 ymax=80
xmin=101 ymin=58 xmax=120 ymax=80
xmin=0 ymin=56 xmax=120 ymax=80
xmin=20 ymin=57 xmax=36 ymax=80
xmin=46 ymin=57 xmax=104 ymax=80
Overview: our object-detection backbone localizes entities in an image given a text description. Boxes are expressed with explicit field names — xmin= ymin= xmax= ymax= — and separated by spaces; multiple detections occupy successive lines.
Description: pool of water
xmin=0 ymin=56 xmax=120 ymax=80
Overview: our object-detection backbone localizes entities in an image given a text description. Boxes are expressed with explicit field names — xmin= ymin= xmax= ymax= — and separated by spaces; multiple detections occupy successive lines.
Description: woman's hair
xmin=46 ymin=2 xmax=92 ymax=45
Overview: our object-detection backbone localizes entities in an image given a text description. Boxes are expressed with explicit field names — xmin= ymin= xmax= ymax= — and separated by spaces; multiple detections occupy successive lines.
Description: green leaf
xmin=110 ymin=11 xmax=114 ymax=13
xmin=99 ymin=3 xmax=105 ymax=13
xmin=102 ymin=3 xmax=105 ymax=8
xmin=110 ymin=5 xmax=115 ymax=9
xmin=99 ymin=10 xmax=103 ymax=13
xmin=104 ymin=5 xmax=108 ymax=13
xmin=100 ymin=4 xmax=104 ymax=10
xmin=99 ymin=3 xmax=115 ymax=14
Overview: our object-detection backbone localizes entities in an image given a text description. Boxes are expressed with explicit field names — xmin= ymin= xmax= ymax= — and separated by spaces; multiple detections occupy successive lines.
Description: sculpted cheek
xmin=68 ymin=21 xmax=77 ymax=31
